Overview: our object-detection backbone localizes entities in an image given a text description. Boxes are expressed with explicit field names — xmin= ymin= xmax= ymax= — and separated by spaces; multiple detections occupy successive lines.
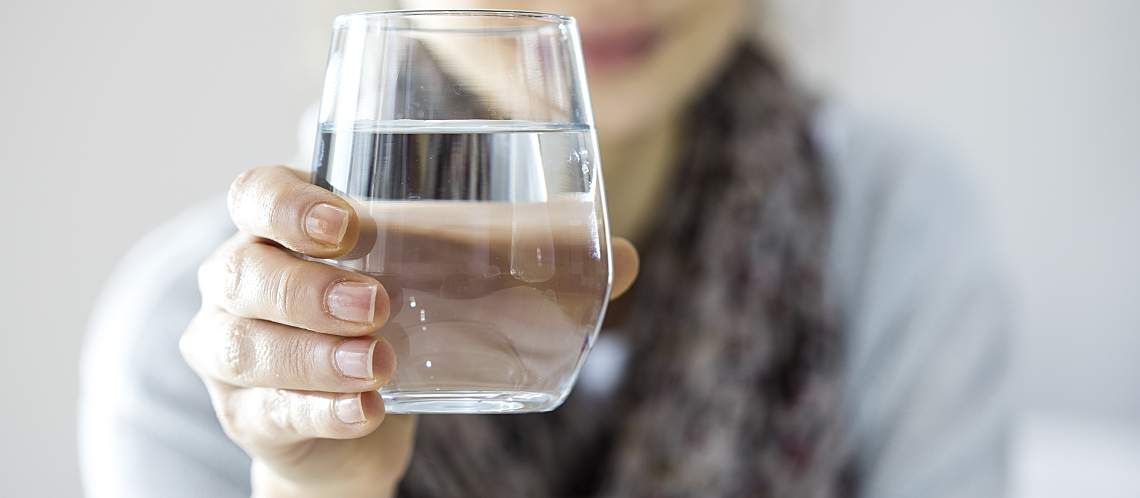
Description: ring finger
xmin=181 ymin=308 xmax=397 ymax=393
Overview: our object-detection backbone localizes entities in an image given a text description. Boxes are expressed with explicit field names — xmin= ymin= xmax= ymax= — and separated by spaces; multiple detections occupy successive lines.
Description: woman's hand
xmin=179 ymin=165 xmax=639 ymax=498
xmin=180 ymin=166 xmax=412 ymax=498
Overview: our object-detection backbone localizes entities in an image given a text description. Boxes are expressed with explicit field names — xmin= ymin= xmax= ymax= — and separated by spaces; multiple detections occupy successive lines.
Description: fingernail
xmin=334 ymin=394 xmax=367 ymax=424
xmin=334 ymin=338 xmax=379 ymax=380
xmin=305 ymin=203 xmax=349 ymax=245
xmin=326 ymin=281 xmax=377 ymax=323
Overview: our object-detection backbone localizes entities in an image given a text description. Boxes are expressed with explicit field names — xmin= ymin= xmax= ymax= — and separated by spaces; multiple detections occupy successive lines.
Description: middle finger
xmin=199 ymin=236 xmax=390 ymax=336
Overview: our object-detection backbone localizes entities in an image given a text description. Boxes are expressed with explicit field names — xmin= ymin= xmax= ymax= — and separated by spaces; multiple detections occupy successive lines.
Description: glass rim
xmin=334 ymin=9 xmax=574 ymax=31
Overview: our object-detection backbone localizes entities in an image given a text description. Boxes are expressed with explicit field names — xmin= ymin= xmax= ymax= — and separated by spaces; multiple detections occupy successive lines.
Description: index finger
xmin=228 ymin=165 xmax=359 ymax=258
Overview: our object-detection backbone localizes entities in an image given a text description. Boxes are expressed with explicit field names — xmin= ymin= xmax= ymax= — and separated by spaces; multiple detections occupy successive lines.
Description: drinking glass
xmin=311 ymin=10 xmax=611 ymax=414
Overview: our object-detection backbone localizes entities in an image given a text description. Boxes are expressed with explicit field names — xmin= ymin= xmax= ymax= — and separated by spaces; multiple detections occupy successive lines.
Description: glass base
xmin=381 ymin=389 xmax=562 ymax=414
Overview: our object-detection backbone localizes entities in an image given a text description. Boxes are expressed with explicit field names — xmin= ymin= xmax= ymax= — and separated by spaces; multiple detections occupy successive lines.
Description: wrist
xmin=251 ymin=460 xmax=396 ymax=498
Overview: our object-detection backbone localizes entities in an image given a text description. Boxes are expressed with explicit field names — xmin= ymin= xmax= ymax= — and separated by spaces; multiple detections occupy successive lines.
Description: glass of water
xmin=311 ymin=10 xmax=611 ymax=414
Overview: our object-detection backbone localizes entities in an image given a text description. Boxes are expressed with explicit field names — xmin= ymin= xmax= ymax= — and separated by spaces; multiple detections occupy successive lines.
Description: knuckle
xmin=229 ymin=166 xmax=298 ymax=236
xmin=178 ymin=311 xmax=207 ymax=365
xmin=217 ymin=242 xmax=256 ymax=308
xmin=227 ymin=168 xmax=261 ymax=213
xmin=217 ymin=314 xmax=257 ymax=383
xmin=280 ymin=333 xmax=317 ymax=381
xmin=198 ymin=242 xmax=245 ymax=306
xmin=272 ymin=263 xmax=305 ymax=323
xmin=264 ymin=388 xmax=299 ymax=436
xmin=210 ymin=390 xmax=242 ymax=439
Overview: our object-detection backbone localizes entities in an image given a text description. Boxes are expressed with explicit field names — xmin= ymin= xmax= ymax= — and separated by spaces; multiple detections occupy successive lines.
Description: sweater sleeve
xmin=816 ymin=105 xmax=1013 ymax=498
xmin=78 ymin=198 xmax=252 ymax=498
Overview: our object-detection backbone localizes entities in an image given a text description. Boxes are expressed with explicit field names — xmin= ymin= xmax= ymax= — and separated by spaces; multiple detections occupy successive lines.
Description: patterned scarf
xmin=398 ymin=45 xmax=849 ymax=498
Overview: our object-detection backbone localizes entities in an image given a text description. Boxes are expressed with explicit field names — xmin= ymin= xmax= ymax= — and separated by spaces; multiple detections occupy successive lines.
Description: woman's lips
xmin=580 ymin=27 xmax=660 ymax=72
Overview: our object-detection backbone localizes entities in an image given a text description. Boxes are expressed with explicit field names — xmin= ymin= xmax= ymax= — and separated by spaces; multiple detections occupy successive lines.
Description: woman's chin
xmin=593 ymin=105 xmax=650 ymax=146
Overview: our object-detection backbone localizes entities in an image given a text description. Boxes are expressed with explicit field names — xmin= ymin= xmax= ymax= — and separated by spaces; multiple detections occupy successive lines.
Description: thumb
xmin=611 ymin=237 xmax=639 ymax=300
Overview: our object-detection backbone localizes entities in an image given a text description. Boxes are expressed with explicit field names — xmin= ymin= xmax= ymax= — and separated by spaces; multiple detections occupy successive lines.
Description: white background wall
xmin=0 ymin=3 xmax=317 ymax=496
xmin=1 ymin=1 xmax=1137 ymax=496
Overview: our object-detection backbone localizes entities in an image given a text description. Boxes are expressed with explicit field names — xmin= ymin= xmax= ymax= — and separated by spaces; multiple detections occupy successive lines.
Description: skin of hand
xmin=180 ymin=165 xmax=639 ymax=498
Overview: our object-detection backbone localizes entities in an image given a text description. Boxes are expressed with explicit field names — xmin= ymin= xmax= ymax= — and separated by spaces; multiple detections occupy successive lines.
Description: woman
xmin=80 ymin=0 xmax=1010 ymax=497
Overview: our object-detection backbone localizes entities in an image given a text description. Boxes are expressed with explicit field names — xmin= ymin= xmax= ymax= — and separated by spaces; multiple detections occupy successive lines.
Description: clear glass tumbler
xmin=311 ymin=10 xmax=611 ymax=414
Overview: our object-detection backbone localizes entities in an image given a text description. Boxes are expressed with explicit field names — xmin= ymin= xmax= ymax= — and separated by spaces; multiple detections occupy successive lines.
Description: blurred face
xmin=401 ymin=0 xmax=748 ymax=144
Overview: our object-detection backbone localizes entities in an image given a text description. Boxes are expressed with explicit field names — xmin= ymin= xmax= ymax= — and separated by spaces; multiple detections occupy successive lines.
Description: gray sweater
xmin=79 ymin=104 xmax=1011 ymax=498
